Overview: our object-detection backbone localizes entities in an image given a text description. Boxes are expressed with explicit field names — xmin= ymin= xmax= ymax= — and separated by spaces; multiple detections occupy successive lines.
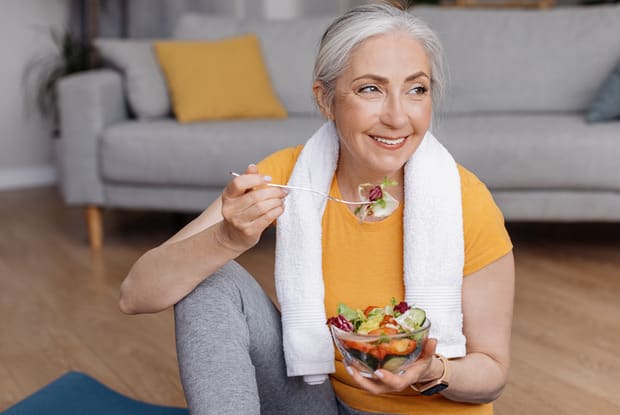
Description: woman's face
xmin=320 ymin=31 xmax=433 ymax=180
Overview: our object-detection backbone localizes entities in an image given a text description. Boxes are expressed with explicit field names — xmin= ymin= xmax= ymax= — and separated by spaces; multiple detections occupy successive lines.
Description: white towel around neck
xmin=274 ymin=121 xmax=466 ymax=385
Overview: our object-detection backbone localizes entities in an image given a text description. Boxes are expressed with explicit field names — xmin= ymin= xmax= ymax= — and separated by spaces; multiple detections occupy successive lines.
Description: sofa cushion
xmin=100 ymin=117 xmax=324 ymax=186
xmin=101 ymin=114 xmax=619 ymax=192
xmin=173 ymin=14 xmax=333 ymax=115
xmin=586 ymin=59 xmax=620 ymax=123
xmin=437 ymin=113 xmax=620 ymax=191
xmin=414 ymin=5 xmax=620 ymax=114
xmin=95 ymin=39 xmax=170 ymax=119
xmin=154 ymin=35 xmax=287 ymax=122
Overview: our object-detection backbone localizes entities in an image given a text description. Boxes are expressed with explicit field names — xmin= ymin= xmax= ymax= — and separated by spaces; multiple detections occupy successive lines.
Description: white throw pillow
xmin=95 ymin=38 xmax=170 ymax=119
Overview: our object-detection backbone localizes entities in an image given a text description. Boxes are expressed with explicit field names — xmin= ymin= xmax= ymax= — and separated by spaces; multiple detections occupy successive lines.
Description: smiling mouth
xmin=370 ymin=135 xmax=407 ymax=145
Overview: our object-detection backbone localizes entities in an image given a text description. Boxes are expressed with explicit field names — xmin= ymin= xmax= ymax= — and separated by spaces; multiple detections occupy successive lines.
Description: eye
xmin=408 ymin=85 xmax=428 ymax=95
xmin=358 ymin=85 xmax=380 ymax=93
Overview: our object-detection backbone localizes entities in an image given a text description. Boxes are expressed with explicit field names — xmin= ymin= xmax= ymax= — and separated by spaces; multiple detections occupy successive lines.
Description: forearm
xmin=441 ymin=351 xmax=509 ymax=403
xmin=119 ymin=222 xmax=241 ymax=314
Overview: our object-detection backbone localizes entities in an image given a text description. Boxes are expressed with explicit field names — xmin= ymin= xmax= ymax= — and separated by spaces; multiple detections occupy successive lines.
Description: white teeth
xmin=371 ymin=136 xmax=406 ymax=145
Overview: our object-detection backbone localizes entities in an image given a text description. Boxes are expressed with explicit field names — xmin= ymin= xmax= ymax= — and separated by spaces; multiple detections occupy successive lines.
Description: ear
xmin=312 ymin=81 xmax=333 ymax=120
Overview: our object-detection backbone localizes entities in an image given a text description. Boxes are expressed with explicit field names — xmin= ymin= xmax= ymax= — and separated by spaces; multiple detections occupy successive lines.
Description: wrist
xmin=418 ymin=354 xmax=445 ymax=383
xmin=410 ymin=354 xmax=450 ymax=396
xmin=213 ymin=222 xmax=247 ymax=256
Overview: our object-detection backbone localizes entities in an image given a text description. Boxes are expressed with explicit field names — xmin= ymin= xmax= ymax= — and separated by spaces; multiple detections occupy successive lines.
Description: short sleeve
xmin=459 ymin=165 xmax=513 ymax=276
xmin=255 ymin=145 xmax=303 ymax=185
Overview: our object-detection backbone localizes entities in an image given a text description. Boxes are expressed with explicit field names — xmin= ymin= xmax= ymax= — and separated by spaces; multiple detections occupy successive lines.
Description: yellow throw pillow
xmin=154 ymin=34 xmax=287 ymax=123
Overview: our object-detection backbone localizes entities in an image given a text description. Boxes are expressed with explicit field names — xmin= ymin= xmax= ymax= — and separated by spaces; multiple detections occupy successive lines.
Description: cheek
xmin=336 ymin=100 xmax=383 ymax=132
xmin=338 ymin=96 xmax=378 ymax=116
xmin=410 ymin=101 xmax=433 ymax=128
xmin=334 ymin=99 xmax=375 ymax=132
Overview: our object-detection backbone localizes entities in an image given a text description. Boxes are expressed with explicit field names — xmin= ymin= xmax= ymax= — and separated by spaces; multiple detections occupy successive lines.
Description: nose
xmin=380 ymin=94 xmax=408 ymax=129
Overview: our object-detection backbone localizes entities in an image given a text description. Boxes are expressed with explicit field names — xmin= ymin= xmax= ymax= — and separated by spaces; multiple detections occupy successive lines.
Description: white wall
xmin=0 ymin=0 xmax=69 ymax=190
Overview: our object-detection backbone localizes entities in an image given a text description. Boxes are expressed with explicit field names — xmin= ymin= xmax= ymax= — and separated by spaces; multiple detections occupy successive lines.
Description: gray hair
xmin=313 ymin=2 xmax=446 ymax=116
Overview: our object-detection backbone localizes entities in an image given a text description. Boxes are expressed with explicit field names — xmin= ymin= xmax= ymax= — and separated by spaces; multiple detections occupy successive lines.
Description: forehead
xmin=346 ymin=31 xmax=431 ymax=76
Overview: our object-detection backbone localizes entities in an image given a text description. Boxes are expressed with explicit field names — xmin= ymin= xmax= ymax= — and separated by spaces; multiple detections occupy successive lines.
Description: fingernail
xmin=345 ymin=366 xmax=354 ymax=377
xmin=374 ymin=370 xmax=384 ymax=379
xmin=263 ymin=175 xmax=272 ymax=182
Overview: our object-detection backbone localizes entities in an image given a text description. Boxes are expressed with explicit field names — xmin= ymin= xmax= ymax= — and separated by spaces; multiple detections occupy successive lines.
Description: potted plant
xmin=23 ymin=28 xmax=94 ymax=138
xmin=22 ymin=0 xmax=109 ymax=137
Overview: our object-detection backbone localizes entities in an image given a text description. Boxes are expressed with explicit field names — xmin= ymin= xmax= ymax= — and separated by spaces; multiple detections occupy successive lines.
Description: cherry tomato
xmin=368 ymin=346 xmax=388 ymax=360
xmin=380 ymin=315 xmax=398 ymax=328
xmin=342 ymin=340 xmax=374 ymax=354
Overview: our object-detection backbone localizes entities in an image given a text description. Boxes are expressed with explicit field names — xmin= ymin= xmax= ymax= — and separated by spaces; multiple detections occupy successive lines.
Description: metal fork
xmin=229 ymin=172 xmax=370 ymax=206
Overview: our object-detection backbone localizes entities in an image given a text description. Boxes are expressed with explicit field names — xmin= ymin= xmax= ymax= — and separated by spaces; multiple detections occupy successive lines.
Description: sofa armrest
xmin=55 ymin=69 xmax=128 ymax=205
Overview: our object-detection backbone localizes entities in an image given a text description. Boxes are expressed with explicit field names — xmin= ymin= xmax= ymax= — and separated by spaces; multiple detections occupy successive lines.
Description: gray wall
xmin=0 ymin=0 xmax=69 ymax=190
xmin=98 ymin=0 xmax=364 ymax=38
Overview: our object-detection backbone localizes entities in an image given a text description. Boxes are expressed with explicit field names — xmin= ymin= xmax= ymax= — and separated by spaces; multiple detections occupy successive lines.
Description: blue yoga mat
xmin=2 ymin=371 xmax=188 ymax=415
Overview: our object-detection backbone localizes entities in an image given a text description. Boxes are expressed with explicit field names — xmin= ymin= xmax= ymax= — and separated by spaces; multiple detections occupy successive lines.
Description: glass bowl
xmin=330 ymin=318 xmax=431 ymax=377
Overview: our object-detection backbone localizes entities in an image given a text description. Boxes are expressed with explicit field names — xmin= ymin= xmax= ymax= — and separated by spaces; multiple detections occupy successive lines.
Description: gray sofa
xmin=56 ymin=5 xmax=620 ymax=248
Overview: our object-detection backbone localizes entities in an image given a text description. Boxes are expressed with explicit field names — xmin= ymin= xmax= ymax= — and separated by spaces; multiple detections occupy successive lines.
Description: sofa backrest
xmin=414 ymin=5 xmax=620 ymax=114
xmin=174 ymin=14 xmax=333 ymax=115
xmin=175 ymin=5 xmax=620 ymax=116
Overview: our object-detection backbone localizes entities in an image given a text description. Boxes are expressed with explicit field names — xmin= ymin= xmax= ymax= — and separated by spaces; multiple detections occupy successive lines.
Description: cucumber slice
xmin=382 ymin=356 xmax=409 ymax=372
xmin=396 ymin=307 xmax=426 ymax=330
xmin=408 ymin=308 xmax=426 ymax=327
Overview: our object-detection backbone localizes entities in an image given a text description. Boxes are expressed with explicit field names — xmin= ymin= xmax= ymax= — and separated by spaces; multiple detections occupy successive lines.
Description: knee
xmin=174 ymin=261 xmax=258 ymax=321
xmin=174 ymin=262 xmax=259 ymax=360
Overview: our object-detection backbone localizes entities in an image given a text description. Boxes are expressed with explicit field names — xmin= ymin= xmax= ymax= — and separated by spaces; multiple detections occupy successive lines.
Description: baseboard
xmin=0 ymin=164 xmax=57 ymax=191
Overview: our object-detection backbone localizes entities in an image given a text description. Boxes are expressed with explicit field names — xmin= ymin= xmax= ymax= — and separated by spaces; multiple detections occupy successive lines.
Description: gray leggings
xmin=174 ymin=261 xmax=393 ymax=415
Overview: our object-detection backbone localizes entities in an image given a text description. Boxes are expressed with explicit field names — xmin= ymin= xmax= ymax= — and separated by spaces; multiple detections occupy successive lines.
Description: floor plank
xmin=1 ymin=187 xmax=619 ymax=414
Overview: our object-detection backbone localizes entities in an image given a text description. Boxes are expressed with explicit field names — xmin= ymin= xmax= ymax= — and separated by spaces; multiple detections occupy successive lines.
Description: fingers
xmin=224 ymin=188 xmax=286 ymax=228
xmin=344 ymin=365 xmax=381 ymax=393
xmin=218 ymin=164 xmax=287 ymax=252
xmin=344 ymin=338 xmax=440 ymax=395
xmin=245 ymin=163 xmax=259 ymax=175
xmin=224 ymin=166 xmax=272 ymax=198
xmin=344 ymin=365 xmax=416 ymax=395
xmin=344 ymin=364 xmax=396 ymax=395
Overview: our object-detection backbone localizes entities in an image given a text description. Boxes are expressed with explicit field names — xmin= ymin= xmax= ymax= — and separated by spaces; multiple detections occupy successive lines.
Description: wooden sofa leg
xmin=86 ymin=205 xmax=103 ymax=250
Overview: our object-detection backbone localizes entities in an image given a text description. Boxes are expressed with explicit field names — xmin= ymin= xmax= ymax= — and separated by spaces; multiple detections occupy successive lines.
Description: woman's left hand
xmin=345 ymin=338 xmax=439 ymax=395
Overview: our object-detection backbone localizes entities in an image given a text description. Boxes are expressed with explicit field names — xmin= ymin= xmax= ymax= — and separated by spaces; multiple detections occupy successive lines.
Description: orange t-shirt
xmin=257 ymin=146 xmax=512 ymax=415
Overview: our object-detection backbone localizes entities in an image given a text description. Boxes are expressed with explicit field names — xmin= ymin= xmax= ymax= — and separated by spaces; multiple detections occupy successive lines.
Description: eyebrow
xmin=352 ymin=71 xmax=430 ymax=83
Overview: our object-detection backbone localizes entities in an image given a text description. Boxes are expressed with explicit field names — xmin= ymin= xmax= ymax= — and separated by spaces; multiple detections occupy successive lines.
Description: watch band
xmin=410 ymin=354 xmax=450 ymax=396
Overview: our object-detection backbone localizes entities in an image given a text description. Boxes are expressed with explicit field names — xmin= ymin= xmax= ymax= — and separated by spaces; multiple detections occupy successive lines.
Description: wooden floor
xmin=1 ymin=186 xmax=619 ymax=414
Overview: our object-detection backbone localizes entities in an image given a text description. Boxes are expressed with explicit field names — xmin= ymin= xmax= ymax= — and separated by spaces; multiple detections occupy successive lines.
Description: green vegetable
xmin=382 ymin=177 xmax=398 ymax=187
xmin=357 ymin=313 xmax=384 ymax=334
xmin=377 ymin=334 xmax=391 ymax=344
xmin=396 ymin=307 xmax=426 ymax=331
xmin=337 ymin=303 xmax=358 ymax=322
xmin=382 ymin=356 xmax=409 ymax=372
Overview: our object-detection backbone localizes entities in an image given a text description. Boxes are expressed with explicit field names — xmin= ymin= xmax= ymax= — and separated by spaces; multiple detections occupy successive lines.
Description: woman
xmin=120 ymin=3 xmax=514 ymax=415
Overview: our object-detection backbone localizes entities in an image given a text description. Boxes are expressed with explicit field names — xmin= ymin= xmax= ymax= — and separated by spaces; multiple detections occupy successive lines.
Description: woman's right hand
xmin=216 ymin=164 xmax=287 ymax=254
xmin=120 ymin=164 xmax=285 ymax=314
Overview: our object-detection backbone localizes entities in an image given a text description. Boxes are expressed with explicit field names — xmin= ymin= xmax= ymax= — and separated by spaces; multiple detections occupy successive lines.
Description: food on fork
xmin=354 ymin=177 xmax=399 ymax=222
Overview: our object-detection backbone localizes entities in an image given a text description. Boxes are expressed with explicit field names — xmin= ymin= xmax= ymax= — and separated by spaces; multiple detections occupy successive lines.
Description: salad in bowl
xmin=327 ymin=299 xmax=430 ymax=377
